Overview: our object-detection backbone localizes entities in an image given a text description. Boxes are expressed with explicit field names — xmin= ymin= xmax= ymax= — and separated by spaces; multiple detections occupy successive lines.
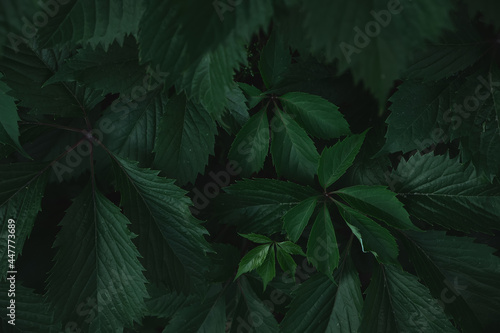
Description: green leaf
xmin=379 ymin=78 xmax=456 ymax=154
xmin=0 ymin=43 xmax=103 ymax=117
xmin=228 ymin=108 xmax=270 ymax=177
xmin=271 ymin=110 xmax=320 ymax=183
xmin=102 ymin=89 xmax=167 ymax=165
xmin=335 ymin=202 xmax=399 ymax=265
xmin=306 ymin=204 xmax=339 ymax=276
xmin=276 ymin=247 xmax=298 ymax=279
xmin=404 ymin=21 xmax=488 ymax=82
xmin=0 ymin=163 xmax=48 ymax=279
xmin=46 ymin=186 xmax=148 ymax=332
xmin=231 ymin=276 xmax=280 ymax=333
xmin=402 ymin=230 xmax=500 ymax=331
xmin=153 ymin=93 xmax=217 ymax=185
xmin=235 ymin=244 xmax=271 ymax=280
xmin=239 ymin=233 xmax=272 ymax=244
xmin=299 ymin=0 xmax=453 ymax=103
xmin=280 ymin=258 xmax=363 ymax=333
xmin=156 ymin=0 xmax=272 ymax=67
xmin=38 ymin=0 xmax=144 ymax=50
xmin=220 ymin=84 xmax=250 ymax=135
xmin=0 ymin=75 xmax=28 ymax=157
xmin=176 ymin=40 xmax=247 ymax=118
xmin=279 ymin=92 xmax=350 ymax=139
xmin=239 ymin=82 xmax=264 ymax=109
xmin=318 ymin=131 xmax=366 ymax=189
xmin=334 ymin=185 xmax=417 ymax=230
xmin=256 ymin=245 xmax=276 ymax=290
xmin=112 ymin=156 xmax=211 ymax=293
xmin=0 ymin=282 xmax=60 ymax=332
xmin=360 ymin=265 xmax=458 ymax=333
xmin=390 ymin=153 xmax=500 ymax=232
xmin=162 ymin=287 xmax=226 ymax=333
xmin=216 ymin=179 xmax=318 ymax=235
xmin=44 ymin=37 xmax=147 ymax=95
xmin=259 ymin=31 xmax=291 ymax=88
xmin=283 ymin=196 xmax=317 ymax=242
xmin=277 ymin=241 xmax=306 ymax=256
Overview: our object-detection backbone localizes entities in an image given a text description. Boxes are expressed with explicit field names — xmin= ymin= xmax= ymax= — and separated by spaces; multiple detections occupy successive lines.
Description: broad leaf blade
xmin=216 ymin=179 xmax=318 ymax=235
xmin=46 ymin=186 xmax=148 ymax=332
xmin=318 ymin=131 xmax=366 ymax=189
xmin=256 ymin=245 xmax=276 ymax=290
xmin=402 ymin=230 xmax=500 ymax=331
xmin=228 ymin=108 xmax=270 ymax=177
xmin=112 ymin=156 xmax=211 ymax=293
xmin=153 ymin=93 xmax=217 ymax=185
xmin=360 ymin=265 xmax=457 ymax=333
xmin=280 ymin=92 xmax=350 ymax=139
xmin=271 ymin=110 xmax=320 ymax=184
xmin=390 ymin=153 xmax=500 ymax=232
xmin=259 ymin=31 xmax=291 ymax=88
xmin=306 ymin=204 xmax=339 ymax=276
xmin=283 ymin=196 xmax=317 ymax=242
xmin=336 ymin=202 xmax=399 ymax=265
xmin=335 ymin=185 xmax=416 ymax=230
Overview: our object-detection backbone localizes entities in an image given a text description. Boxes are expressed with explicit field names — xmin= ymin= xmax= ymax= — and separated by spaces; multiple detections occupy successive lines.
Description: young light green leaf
xmin=307 ymin=204 xmax=339 ymax=276
xmin=280 ymin=92 xmax=350 ymax=139
xmin=335 ymin=185 xmax=417 ymax=230
xmin=228 ymin=109 xmax=269 ymax=177
xmin=278 ymin=241 xmax=306 ymax=256
xmin=318 ymin=131 xmax=367 ymax=189
xmin=259 ymin=31 xmax=291 ymax=88
xmin=256 ymin=245 xmax=276 ymax=290
xmin=153 ymin=93 xmax=217 ymax=185
xmin=360 ymin=265 xmax=457 ymax=333
xmin=46 ymin=186 xmax=148 ymax=332
xmin=235 ymin=244 xmax=271 ymax=280
xmin=283 ymin=196 xmax=317 ymax=242
xmin=271 ymin=110 xmax=320 ymax=184
xmin=336 ymin=202 xmax=399 ymax=265
xmin=239 ymin=233 xmax=272 ymax=244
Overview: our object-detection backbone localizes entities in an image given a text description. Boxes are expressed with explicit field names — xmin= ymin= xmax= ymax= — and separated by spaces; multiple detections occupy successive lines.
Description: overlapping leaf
xmin=46 ymin=186 xmax=148 ymax=332
xmin=112 ymin=156 xmax=211 ymax=293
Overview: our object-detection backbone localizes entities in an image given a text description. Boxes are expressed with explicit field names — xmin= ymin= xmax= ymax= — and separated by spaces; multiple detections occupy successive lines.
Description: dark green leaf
xmin=283 ymin=196 xmax=317 ymax=242
xmin=271 ymin=110 xmax=320 ymax=183
xmin=318 ymin=131 xmax=366 ymax=189
xmin=279 ymin=92 xmax=350 ymax=139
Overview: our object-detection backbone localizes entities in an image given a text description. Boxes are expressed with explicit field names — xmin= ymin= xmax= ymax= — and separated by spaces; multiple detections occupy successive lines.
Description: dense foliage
xmin=1 ymin=0 xmax=500 ymax=332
